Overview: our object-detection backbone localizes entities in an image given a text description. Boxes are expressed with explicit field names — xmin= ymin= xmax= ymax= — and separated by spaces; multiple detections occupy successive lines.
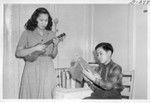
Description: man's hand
xmin=93 ymin=73 xmax=101 ymax=80
xmin=82 ymin=68 xmax=96 ymax=82
xmin=83 ymin=74 xmax=90 ymax=82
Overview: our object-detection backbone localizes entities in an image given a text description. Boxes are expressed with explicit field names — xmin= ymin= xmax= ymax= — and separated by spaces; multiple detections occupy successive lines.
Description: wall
xmin=52 ymin=4 xmax=92 ymax=67
xmin=3 ymin=5 xmax=20 ymax=98
xmin=92 ymin=4 xmax=129 ymax=71
xmin=133 ymin=5 xmax=147 ymax=99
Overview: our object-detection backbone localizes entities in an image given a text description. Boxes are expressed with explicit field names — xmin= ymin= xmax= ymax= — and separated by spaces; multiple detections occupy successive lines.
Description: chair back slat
xmin=121 ymin=69 xmax=135 ymax=99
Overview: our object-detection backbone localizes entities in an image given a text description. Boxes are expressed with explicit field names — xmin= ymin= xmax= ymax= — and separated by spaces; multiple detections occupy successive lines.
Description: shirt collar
xmin=105 ymin=59 xmax=113 ymax=68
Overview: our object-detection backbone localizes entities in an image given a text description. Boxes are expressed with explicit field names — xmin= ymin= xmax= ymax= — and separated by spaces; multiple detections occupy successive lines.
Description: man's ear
xmin=107 ymin=51 xmax=112 ymax=57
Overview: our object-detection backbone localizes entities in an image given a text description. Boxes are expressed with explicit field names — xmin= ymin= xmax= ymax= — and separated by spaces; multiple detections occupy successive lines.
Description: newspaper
xmin=69 ymin=57 xmax=100 ymax=82
xmin=77 ymin=57 xmax=95 ymax=73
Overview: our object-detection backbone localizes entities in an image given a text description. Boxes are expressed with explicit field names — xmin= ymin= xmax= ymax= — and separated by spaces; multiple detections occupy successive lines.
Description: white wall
xmin=92 ymin=4 xmax=129 ymax=71
xmin=133 ymin=5 xmax=147 ymax=99
xmin=52 ymin=4 xmax=92 ymax=67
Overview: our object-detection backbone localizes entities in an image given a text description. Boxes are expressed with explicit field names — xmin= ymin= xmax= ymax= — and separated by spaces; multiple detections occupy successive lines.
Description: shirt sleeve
xmin=16 ymin=30 xmax=28 ymax=50
xmin=94 ymin=66 xmax=122 ymax=90
xmin=94 ymin=66 xmax=100 ymax=72
xmin=86 ymin=81 xmax=97 ymax=92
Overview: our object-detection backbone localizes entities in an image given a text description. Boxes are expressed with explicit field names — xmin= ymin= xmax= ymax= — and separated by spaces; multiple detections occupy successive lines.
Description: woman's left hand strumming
xmin=53 ymin=37 xmax=59 ymax=46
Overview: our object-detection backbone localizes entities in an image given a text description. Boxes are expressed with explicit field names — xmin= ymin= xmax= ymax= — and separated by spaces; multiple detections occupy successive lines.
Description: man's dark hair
xmin=95 ymin=42 xmax=113 ymax=54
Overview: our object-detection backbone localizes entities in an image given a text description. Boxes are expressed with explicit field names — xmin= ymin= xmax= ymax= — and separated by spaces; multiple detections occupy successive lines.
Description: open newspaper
xmin=69 ymin=57 xmax=100 ymax=82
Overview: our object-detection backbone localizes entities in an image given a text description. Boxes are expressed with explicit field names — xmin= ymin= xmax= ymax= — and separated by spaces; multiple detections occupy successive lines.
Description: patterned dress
xmin=17 ymin=29 xmax=57 ymax=99
xmin=85 ymin=60 xmax=123 ymax=99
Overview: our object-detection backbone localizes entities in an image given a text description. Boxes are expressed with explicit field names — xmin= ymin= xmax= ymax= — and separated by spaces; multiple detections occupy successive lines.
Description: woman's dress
xmin=18 ymin=29 xmax=56 ymax=99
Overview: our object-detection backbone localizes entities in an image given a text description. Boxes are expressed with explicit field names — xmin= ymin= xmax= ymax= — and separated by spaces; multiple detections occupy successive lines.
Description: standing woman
xmin=15 ymin=7 xmax=59 ymax=99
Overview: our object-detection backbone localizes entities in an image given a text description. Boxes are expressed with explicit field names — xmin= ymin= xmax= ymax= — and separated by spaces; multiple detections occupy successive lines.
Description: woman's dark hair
xmin=24 ymin=7 xmax=53 ymax=31
xmin=95 ymin=42 xmax=114 ymax=54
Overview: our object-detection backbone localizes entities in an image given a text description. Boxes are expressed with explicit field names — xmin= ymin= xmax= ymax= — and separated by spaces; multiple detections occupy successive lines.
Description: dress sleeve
xmin=16 ymin=30 xmax=28 ymax=50
xmin=94 ymin=66 xmax=122 ymax=90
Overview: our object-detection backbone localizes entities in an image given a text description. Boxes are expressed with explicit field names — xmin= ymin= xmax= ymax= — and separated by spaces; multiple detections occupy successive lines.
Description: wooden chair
xmin=121 ymin=69 xmax=135 ymax=99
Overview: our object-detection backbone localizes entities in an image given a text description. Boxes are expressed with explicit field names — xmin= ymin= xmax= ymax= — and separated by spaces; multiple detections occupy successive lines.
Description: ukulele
xmin=24 ymin=33 xmax=66 ymax=62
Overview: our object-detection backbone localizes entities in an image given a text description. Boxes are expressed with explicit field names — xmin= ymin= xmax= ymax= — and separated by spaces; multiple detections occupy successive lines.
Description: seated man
xmin=70 ymin=42 xmax=123 ymax=99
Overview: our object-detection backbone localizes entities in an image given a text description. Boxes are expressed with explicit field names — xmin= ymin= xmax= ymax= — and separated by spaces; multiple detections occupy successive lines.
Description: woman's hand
xmin=53 ymin=37 xmax=59 ymax=46
xmin=34 ymin=44 xmax=46 ymax=52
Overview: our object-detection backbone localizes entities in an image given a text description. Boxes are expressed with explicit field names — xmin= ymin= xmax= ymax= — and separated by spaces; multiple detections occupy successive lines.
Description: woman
xmin=15 ymin=7 xmax=59 ymax=99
